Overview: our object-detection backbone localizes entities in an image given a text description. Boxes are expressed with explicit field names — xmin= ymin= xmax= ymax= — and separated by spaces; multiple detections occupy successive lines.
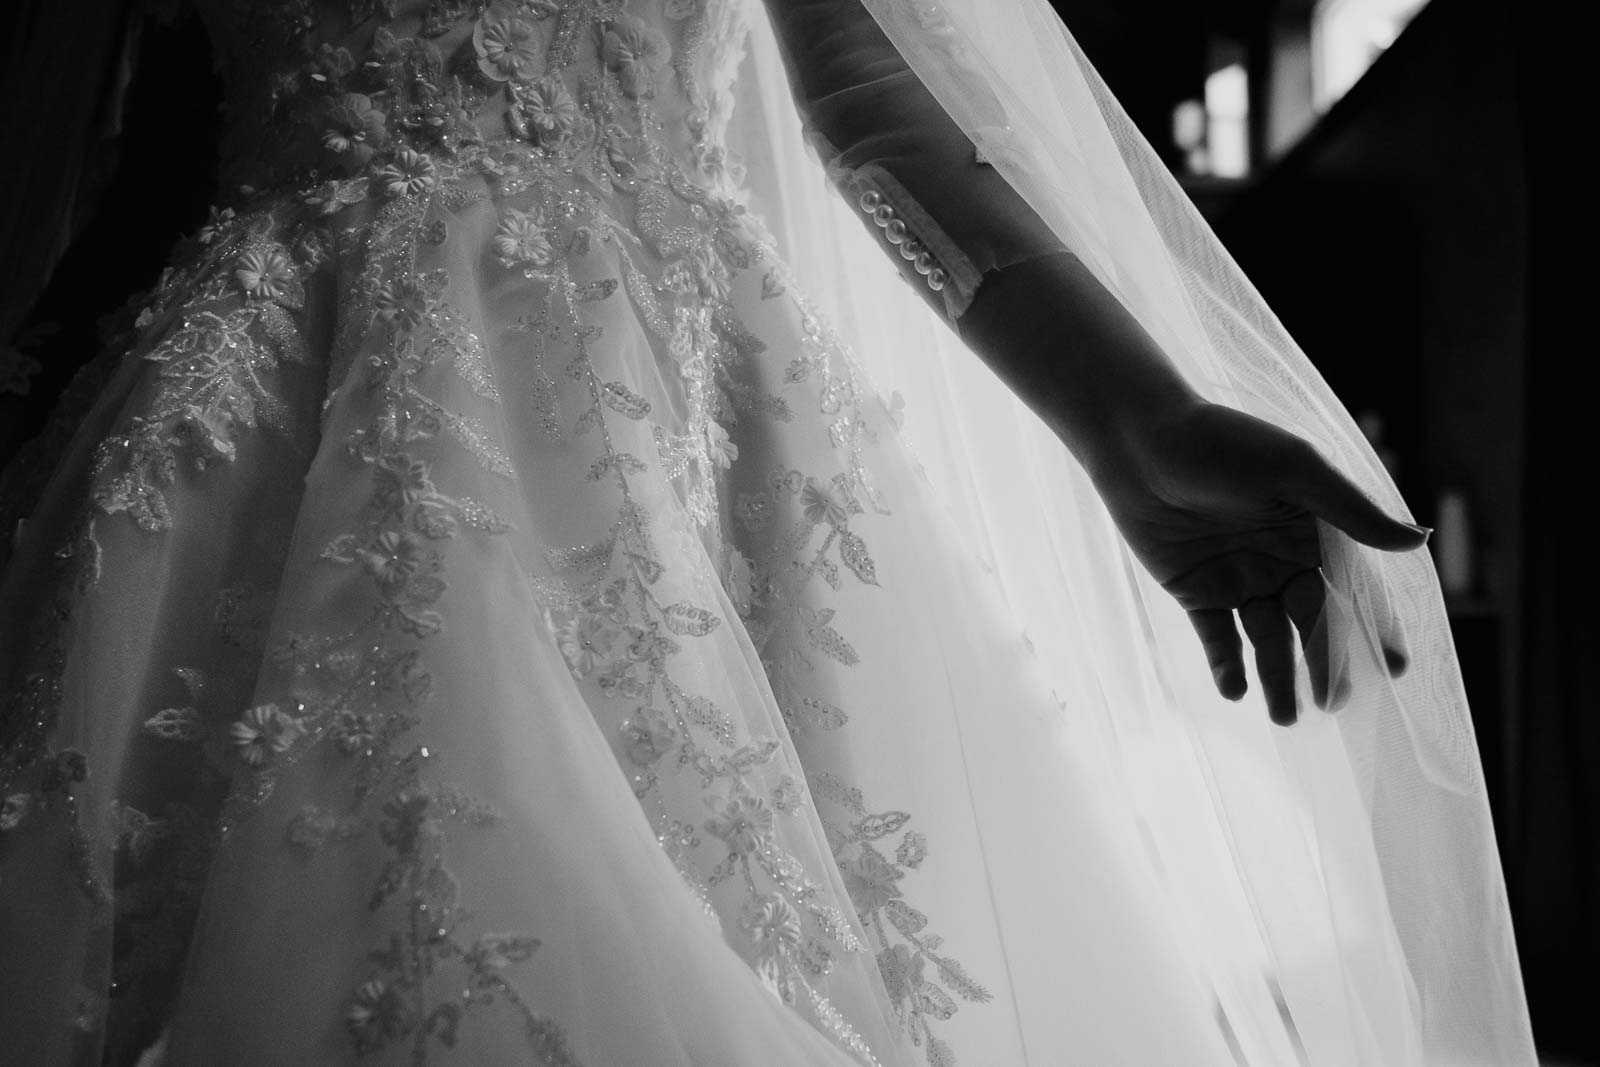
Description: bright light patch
xmin=1205 ymin=63 xmax=1250 ymax=178
xmin=1312 ymin=0 xmax=1430 ymax=111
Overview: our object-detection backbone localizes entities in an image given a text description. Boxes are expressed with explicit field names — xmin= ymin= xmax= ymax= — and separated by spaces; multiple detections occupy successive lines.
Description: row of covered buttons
xmin=858 ymin=190 xmax=949 ymax=293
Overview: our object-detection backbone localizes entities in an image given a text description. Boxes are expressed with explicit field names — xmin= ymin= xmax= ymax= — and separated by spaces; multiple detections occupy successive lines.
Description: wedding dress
xmin=0 ymin=0 xmax=1536 ymax=1064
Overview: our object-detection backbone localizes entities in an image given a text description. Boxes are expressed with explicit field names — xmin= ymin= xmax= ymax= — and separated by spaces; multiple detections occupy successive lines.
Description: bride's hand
xmin=948 ymin=251 xmax=1424 ymax=723
xmin=1090 ymin=400 xmax=1429 ymax=725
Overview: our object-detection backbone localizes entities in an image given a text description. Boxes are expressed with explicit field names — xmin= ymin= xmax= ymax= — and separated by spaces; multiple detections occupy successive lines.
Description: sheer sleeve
xmin=759 ymin=0 xmax=1067 ymax=320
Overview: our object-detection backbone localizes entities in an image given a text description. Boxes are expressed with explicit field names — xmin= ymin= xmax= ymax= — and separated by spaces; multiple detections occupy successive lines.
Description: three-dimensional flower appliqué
xmin=376 ymin=148 xmax=440 ymax=198
xmin=233 ymin=249 xmax=296 ymax=301
xmin=230 ymin=702 xmax=304 ymax=766
xmin=705 ymin=420 xmax=739 ymax=469
xmin=372 ymin=454 xmax=437 ymax=512
xmin=474 ymin=17 xmax=544 ymax=83
xmin=705 ymin=792 xmax=774 ymax=855
xmin=602 ymin=16 xmax=670 ymax=99
xmin=323 ymin=93 xmax=389 ymax=167
xmin=801 ymin=478 xmax=849 ymax=527
xmin=373 ymin=278 xmax=429 ymax=331
xmin=493 ymin=207 xmax=557 ymax=271
xmin=742 ymin=894 xmax=804 ymax=956
xmin=307 ymin=43 xmax=356 ymax=87
xmin=359 ymin=530 xmax=429 ymax=588
xmin=510 ymin=75 xmax=580 ymax=145
xmin=198 ymin=205 xmax=237 ymax=245
xmin=622 ymin=713 xmax=677 ymax=767
xmin=841 ymin=849 xmax=904 ymax=913
xmin=554 ymin=612 xmax=622 ymax=677
xmin=302 ymin=179 xmax=367 ymax=217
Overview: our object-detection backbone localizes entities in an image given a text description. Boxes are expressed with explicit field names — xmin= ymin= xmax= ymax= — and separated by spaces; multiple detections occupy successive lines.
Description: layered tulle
xmin=0 ymin=0 xmax=1532 ymax=1064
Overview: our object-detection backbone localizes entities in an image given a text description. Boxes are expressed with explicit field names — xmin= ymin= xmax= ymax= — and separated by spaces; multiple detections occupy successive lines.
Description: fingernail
xmin=1403 ymin=522 xmax=1433 ymax=542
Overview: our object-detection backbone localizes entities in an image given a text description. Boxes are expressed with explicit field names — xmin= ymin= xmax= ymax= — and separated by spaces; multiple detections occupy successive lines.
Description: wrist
xmin=956 ymin=251 xmax=1200 ymax=476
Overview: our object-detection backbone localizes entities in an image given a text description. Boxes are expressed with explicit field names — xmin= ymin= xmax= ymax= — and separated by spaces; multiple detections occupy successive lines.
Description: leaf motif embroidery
xmin=437 ymin=411 xmax=516 ymax=476
xmin=838 ymin=529 xmax=879 ymax=586
xmin=884 ymin=899 xmax=928 ymax=936
xmin=587 ymin=452 xmax=648 ymax=481
xmin=572 ymin=278 xmax=619 ymax=302
xmin=798 ymin=697 xmax=848 ymax=731
xmin=143 ymin=707 xmax=206 ymax=742
xmin=602 ymin=381 xmax=652 ymax=419
xmin=322 ymin=534 xmax=361 ymax=563
xmin=930 ymin=952 xmax=993 ymax=1004
xmin=804 ymin=621 xmax=859 ymax=667
xmin=854 ymin=811 xmax=911 ymax=841
xmin=661 ymin=602 xmax=720 ymax=637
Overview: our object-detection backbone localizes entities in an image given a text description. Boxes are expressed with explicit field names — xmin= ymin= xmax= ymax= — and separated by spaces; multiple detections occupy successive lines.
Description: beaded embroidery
xmin=0 ymin=2 xmax=993 ymax=1063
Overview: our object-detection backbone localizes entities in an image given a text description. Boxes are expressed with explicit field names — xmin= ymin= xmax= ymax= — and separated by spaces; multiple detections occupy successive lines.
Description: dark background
xmin=0 ymin=1 xmax=1590 ymax=1061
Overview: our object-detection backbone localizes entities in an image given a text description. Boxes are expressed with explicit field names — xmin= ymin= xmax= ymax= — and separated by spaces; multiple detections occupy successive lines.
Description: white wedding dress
xmin=0 ymin=0 xmax=1535 ymax=1064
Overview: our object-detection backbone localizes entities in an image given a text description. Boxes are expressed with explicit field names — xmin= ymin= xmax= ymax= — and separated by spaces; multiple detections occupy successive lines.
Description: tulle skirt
xmin=0 ymin=149 xmax=1505 ymax=1067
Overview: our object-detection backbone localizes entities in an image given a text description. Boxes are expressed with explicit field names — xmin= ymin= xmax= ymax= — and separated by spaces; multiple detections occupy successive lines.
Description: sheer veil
xmin=0 ymin=0 xmax=1535 ymax=1061
xmin=733 ymin=0 xmax=1535 ymax=1062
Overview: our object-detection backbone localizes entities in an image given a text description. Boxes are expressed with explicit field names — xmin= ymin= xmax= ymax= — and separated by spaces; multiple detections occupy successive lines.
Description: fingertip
xmin=1213 ymin=666 xmax=1247 ymax=701
xmin=1328 ymin=675 xmax=1352 ymax=712
xmin=1297 ymin=461 xmax=1431 ymax=552
xmin=1392 ymin=523 xmax=1431 ymax=553
xmin=1269 ymin=702 xmax=1298 ymax=728
xmin=1383 ymin=646 xmax=1409 ymax=676
xmin=1370 ymin=520 xmax=1430 ymax=554
xmin=1308 ymin=667 xmax=1329 ymax=711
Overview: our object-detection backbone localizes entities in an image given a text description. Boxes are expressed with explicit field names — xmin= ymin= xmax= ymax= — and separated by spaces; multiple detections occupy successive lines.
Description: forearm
xmin=957 ymin=252 xmax=1200 ymax=483
xmin=763 ymin=0 xmax=1199 ymax=472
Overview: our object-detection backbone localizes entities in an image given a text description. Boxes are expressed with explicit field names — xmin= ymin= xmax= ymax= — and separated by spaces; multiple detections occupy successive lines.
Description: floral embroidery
xmin=509 ymin=75 xmax=580 ymax=144
xmin=233 ymin=248 xmax=296 ymax=299
xmin=602 ymin=15 xmax=670 ymax=99
xmin=1 ymin=2 xmax=996 ymax=1064
xmin=89 ymin=214 xmax=313 ymax=532
xmin=323 ymin=92 xmax=390 ymax=168
xmin=494 ymin=206 xmax=558 ymax=269
xmin=229 ymin=702 xmax=304 ymax=765
xmin=506 ymin=187 xmax=894 ymax=1058
xmin=378 ymin=148 xmax=442 ymax=198
xmin=257 ymin=217 xmax=563 ymax=1058
xmin=821 ymin=778 xmax=992 ymax=1063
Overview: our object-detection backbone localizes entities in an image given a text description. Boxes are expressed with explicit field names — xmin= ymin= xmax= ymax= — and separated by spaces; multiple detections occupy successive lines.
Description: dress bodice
xmin=190 ymin=0 xmax=752 ymax=203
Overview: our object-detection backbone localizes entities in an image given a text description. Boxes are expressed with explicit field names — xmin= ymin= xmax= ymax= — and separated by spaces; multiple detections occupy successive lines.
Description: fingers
xmin=1281 ymin=569 xmax=1330 ymax=709
xmin=1383 ymin=636 xmax=1409 ymax=676
xmin=1240 ymin=599 xmax=1298 ymax=726
xmin=1363 ymin=562 xmax=1411 ymax=677
xmin=1187 ymin=608 xmax=1246 ymax=700
xmin=1289 ymin=446 xmax=1430 ymax=553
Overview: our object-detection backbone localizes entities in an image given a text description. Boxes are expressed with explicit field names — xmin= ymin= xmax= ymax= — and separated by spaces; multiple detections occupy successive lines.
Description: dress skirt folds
xmin=0 ymin=0 xmax=1535 ymax=1064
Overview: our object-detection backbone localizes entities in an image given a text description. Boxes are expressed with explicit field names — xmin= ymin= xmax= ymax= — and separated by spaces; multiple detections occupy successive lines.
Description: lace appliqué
xmin=90 ymin=213 xmax=315 ymax=532
xmin=816 ymin=775 xmax=993 ymax=1064
xmin=526 ymin=220 xmax=883 ymax=1064
xmin=721 ymin=255 xmax=993 ymax=1067
xmin=3 ymin=2 xmax=991 ymax=1062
